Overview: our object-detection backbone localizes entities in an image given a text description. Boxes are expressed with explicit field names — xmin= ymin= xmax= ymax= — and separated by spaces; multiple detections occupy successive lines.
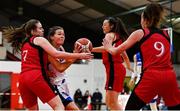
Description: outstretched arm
xmin=34 ymin=37 xmax=93 ymax=60
xmin=103 ymin=29 xmax=144 ymax=55
xmin=92 ymin=33 xmax=115 ymax=53
xmin=92 ymin=46 xmax=105 ymax=53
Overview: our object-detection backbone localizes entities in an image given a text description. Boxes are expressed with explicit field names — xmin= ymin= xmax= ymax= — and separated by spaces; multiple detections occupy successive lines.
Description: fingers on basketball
xmin=74 ymin=38 xmax=93 ymax=53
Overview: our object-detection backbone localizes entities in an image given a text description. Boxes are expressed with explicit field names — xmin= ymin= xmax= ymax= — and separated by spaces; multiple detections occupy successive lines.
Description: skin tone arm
xmin=48 ymin=45 xmax=80 ymax=73
xmin=33 ymin=37 xmax=93 ymax=59
xmin=121 ymin=51 xmax=133 ymax=72
xmin=48 ymin=55 xmax=75 ymax=73
xmin=92 ymin=33 xmax=115 ymax=53
xmin=103 ymin=29 xmax=144 ymax=55
xmin=91 ymin=46 xmax=105 ymax=53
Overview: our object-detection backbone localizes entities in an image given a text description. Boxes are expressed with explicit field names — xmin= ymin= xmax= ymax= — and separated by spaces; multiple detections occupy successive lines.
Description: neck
xmin=52 ymin=42 xmax=61 ymax=49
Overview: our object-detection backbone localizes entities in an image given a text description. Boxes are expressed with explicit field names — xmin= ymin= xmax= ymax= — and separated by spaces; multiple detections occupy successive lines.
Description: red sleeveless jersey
xmin=139 ymin=28 xmax=173 ymax=71
xmin=21 ymin=36 xmax=48 ymax=73
xmin=102 ymin=33 xmax=123 ymax=64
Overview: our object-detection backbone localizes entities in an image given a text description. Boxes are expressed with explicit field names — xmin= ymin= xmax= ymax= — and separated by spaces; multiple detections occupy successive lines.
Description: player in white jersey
xmin=47 ymin=26 xmax=80 ymax=110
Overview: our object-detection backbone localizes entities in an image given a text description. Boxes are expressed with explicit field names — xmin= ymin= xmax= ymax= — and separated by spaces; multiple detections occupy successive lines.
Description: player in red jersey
xmin=92 ymin=17 xmax=133 ymax=110
xmin=2 ymin=19 xmax=93 ymax=110
xmin=103 ymin=3 xmax=180 ymax=110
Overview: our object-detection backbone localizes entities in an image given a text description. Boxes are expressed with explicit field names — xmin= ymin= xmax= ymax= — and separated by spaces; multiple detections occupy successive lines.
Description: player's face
xmin=102 ymin=20 xmax=111 ymax=34
xmin=52 ymin=29 xmax=65 ymax=46
xmin=32 ymin=22 xmax=44 ymax=36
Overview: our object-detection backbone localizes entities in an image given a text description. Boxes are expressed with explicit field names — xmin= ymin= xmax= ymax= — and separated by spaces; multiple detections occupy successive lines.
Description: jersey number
xmin=153 ymin=42 xmax=164 ymax=57
xmin=22 ymin=50 xmax=28 ymax=61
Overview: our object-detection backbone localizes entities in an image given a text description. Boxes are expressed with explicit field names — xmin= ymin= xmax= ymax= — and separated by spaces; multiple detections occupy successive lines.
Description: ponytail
xmin=3 ymin=19 xmax=40 ymax=53
xmin=115 ymin=17 xmax=129 ymax=42
xmin=3 ymin=23 xmax=26 ymax=53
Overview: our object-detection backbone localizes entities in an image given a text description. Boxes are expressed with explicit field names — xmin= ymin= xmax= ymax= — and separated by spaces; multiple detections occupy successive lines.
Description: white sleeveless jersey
xmin=48 ymin=46 xmax=71 ymax=100
xmin=48 ymin=59 xmax=68 ymax=85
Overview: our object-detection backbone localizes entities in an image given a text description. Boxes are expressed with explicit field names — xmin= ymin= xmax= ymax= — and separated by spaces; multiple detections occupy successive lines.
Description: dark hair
xmin=105 ymin=17 xmax=129 ymax=41
xmin=47 ymin=26 xmax=64 ymax=43
xmin=2 ymin=19 xmax=40 ymax=53
xmin=143 ymin=3 xmax=164 ymax=28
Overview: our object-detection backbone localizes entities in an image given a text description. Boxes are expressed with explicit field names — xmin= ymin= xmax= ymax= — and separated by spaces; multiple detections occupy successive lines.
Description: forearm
xmin=124 ymin=61 xmax=132 ymax=71
xmin=107 ymin=47 xmax=123 ymax=55
xmin=57 ymin=62 xmax=74 ymax=72
xmin=48 ymin=55 xmax=75 ymax=73
xmin=54 ymin=51 xmax=81 ymax=59
xmin=92 ymin=46 xmax=105 ymax=53
xmin=122 ymin=53 xmax=132 ymax=71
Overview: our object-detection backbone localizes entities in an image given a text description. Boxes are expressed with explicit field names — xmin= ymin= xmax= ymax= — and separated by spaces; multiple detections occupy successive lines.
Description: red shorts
xmin=19 ymin=70 xmax=56 ymax=108
xmin=135 ymin=69 xmax=180 ymax=106
xmin=104 ymin=63 xmax=126 ymax=92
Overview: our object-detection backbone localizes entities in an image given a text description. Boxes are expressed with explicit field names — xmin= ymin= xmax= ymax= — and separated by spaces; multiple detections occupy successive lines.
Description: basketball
xmin=74 ymin=38 xmax=93 ymax=53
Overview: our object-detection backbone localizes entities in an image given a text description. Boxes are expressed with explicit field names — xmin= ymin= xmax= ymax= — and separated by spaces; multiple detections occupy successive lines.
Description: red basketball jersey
xmin=139 ymin=28 xmax=173 ymax=71
xmin=102 ymin=33 xmax=123 ymax=64
xmin=21 ymin=36 xmax=48 ymax=73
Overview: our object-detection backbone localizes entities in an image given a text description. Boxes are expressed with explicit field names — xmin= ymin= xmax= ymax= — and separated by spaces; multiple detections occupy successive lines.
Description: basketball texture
xmin=74 ymin=38 xmax=93 ymax=53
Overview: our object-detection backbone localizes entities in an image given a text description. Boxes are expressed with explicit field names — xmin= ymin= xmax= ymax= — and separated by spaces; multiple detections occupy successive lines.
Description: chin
xmin=39 ymin=34 xmax=44 ymax=37
xmin=103 ymin=31 xmax=107 ymax=34
xmin=57 ymin=43 xmax=62 ymax=46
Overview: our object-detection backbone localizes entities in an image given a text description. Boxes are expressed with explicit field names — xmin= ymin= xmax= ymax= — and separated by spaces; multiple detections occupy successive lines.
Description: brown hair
xmin=47 ymin=26 xmax=64 ymax=43
xmin=105 ymin=17 xmax=129 ymax=42
xmin=143 ymin=3 xmax=164 ymax=28
xmin=2 ymin=19 xmax=40 ymax=53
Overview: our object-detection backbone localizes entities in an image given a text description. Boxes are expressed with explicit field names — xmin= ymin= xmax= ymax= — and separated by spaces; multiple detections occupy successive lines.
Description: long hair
xmin=47 ymin=26 xmax=64 ymax=43
xmin=143 ymin=3 xmax=164 ymax=28
xmin=2 ymin=19 xmax=40 ymax=53
xmin=105 ymin=17 xmax=129 ymax=42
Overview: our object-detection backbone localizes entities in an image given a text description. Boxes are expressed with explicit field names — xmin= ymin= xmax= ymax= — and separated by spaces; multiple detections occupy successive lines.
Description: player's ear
xmin=110 ymin=25 xmax=114 ymax=29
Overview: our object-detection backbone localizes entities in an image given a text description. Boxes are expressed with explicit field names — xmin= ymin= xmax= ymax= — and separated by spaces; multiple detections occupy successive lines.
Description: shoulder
xmin=34 ymin=37 xmax=48 ymax=45
xmin=105 ymin=33 xmax=114 ymax=37
xmin=34 ymin=36 xmax=46 ymax=41
xmin=130 ymin=29 xmax=144 ymax=41
xmin=105 ymin=32 xmax=116 ymax=40
xmin=132 ymin=29 xmax=144 ymax=35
